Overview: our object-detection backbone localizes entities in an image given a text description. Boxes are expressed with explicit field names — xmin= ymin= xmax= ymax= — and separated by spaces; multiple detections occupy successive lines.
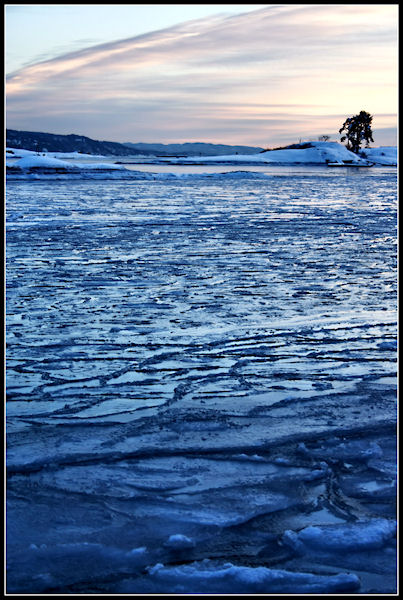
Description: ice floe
xmin=282 ymin=518 xmax=396 ymax=553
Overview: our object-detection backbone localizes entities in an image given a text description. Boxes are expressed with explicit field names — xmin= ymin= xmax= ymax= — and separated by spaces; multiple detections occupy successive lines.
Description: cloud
xmin=6 ymin=4 xmax=398 ymax=145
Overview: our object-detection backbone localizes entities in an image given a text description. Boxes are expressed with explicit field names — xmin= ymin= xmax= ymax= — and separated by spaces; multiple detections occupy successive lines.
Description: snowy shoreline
xmin=6 ymin=141 xmax=397 ymax=181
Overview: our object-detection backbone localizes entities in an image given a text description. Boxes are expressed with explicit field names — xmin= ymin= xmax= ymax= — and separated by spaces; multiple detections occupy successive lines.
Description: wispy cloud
xmin=6 ymin=4 xmax=398 ymax=145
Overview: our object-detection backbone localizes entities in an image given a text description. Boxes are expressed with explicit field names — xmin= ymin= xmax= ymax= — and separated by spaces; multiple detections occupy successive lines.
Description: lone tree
xmin=339 ymin=110 xmax=374 ymax=154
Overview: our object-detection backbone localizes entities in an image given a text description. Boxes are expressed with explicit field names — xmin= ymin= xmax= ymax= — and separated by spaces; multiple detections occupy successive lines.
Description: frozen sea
xmin=6 ymin=165 xmax=397 ymax=594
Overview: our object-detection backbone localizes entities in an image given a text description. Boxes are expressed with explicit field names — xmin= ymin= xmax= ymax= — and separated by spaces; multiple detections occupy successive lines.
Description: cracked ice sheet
xmin=6 ymin=170 xmax=397 ymax=593
xmin=5 ymin=384 xmax=396 ymax=474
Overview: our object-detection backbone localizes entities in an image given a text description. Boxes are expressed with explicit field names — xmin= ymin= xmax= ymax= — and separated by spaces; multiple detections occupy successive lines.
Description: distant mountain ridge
xmin=6 ymin=129 xmax=153 ymax=156
xmin=123 ymin=141 xmax=265 ymax=156
xmin=6 ymin=129 xmax=265 ymax=157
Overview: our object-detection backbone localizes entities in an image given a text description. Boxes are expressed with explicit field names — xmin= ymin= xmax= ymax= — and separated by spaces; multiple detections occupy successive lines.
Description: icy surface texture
xmin=6 ymin=170 xmax=397 ymax=593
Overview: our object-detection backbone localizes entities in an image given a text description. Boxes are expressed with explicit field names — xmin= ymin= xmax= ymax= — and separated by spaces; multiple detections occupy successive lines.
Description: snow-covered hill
xmin=164 ymin=142 xmax=396 ymax=166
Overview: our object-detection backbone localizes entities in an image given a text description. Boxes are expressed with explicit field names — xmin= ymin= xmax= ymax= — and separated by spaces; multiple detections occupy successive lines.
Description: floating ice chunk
xmin=233 ymin=453 xmax=266 ymax=461
xmin=143 ymin=559 xmax=360 ymax=593
xmin=108 ymin=371 xmax=149 ymax=384
xmin=127 ymin=546 xmax=147 ymax=555
xmin=339 ymin=474 xmax=397 ymax=499
xmin=283 ymin=519 xmax=396 ymax=554
xmin=148 ymin=563 xmax=165 ymax=575
xmin=164 ymin=534 xmax=195 ymax=549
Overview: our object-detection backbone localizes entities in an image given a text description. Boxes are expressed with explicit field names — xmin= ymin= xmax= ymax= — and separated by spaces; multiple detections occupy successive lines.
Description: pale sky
xmin=5 ymin=4 xmax=398 ymax=147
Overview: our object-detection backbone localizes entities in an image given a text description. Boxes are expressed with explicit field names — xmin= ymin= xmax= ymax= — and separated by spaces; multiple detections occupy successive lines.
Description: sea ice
xmin=6 ymin=163 xmax=397 ymax=593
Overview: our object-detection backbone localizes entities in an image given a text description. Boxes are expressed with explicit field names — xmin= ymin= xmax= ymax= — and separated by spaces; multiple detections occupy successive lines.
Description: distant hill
xmin=6 ymin=129 xmax=154 ymax=156
xmin=123 ymin=141 xmax=264 ymax=156
xmin=6 ymin=129 xmax=265 ymax=157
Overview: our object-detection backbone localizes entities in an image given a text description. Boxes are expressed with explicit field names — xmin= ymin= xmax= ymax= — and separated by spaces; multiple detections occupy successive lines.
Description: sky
xmin=5 ymin=4 xmax=398 ymax=147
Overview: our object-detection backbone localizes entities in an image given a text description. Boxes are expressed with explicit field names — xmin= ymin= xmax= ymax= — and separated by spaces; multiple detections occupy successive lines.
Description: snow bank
xmin=360 ymin=146 xmax=397 ymax=165
xmin=6 ymin=147 xmax=38 ymax=158
xmin=9 ymin=155 xmax=126 ymax=172
xmin=13 ymin=155 xmax=79 ymax=170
